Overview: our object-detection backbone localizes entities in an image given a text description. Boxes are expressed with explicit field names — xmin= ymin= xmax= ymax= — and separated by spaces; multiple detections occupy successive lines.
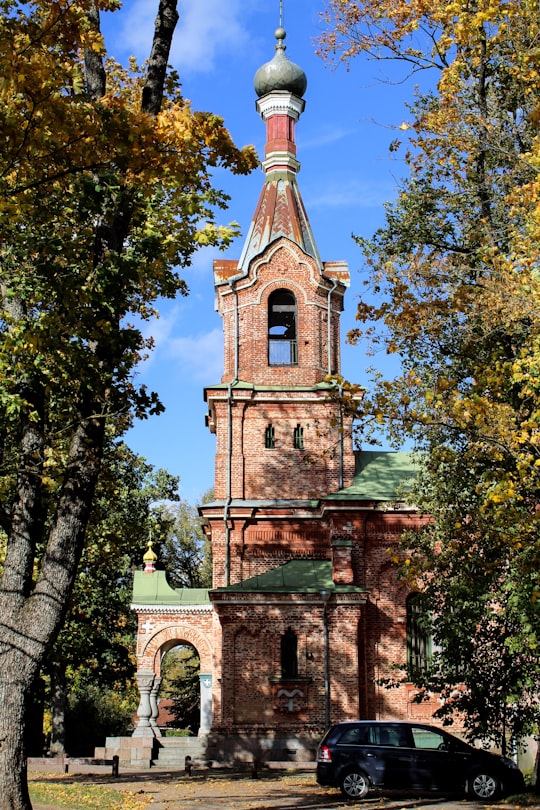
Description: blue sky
xmin=101 ymin=0 xmax=416 ymax=503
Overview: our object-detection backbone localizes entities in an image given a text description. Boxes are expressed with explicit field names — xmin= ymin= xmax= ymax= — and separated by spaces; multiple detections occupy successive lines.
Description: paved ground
xmin=29 ymin=767 xmax=540 ymax=810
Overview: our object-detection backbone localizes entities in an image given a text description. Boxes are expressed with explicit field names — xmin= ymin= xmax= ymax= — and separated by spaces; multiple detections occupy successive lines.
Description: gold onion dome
xmin=143 ymin=539 xmax=158 ymax=572
xmin=254 ymin=27 xmax=307 ymax=98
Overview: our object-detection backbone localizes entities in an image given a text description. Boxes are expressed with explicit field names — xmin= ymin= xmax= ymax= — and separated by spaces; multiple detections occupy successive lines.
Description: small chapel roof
xmin=325 ymin=450 xmax=419 ymax=502
xmin=213 ymin=559 xmax=366 ymax=595
xmin=131 ymin=569 xmax=210 ymax=606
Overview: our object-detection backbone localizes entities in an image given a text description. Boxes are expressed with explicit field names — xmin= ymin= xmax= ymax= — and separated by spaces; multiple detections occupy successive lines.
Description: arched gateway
xmin=131 ymin=562 xmax=214 ymax=739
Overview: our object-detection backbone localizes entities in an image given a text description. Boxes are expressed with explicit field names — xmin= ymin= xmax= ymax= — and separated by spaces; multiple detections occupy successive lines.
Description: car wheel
xmin=340 ymin=769 xmax=370 ymax=799
xmin=467 ymin=772 xmax=500 ymax=800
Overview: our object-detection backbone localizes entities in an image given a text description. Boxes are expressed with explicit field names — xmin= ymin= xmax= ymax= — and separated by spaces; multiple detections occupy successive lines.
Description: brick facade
xmin=130 ymin=34 xmax=442 ymax=764
xmin=214 ymin=243 xmax=343 ymax=386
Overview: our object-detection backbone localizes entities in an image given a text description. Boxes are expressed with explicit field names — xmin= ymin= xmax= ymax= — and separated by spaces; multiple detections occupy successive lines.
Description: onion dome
xmin=143 ymin=539 xmax=158 ymax=573
xmin=254 ymin=27 xmax=307 ymax=99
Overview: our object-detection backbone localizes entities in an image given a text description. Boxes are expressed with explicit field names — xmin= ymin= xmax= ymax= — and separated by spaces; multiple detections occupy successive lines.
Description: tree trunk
xmin=142 ymin=0 xmax=179 ymax=114
xmin=49 ymin=665 xmax=67 ymax=757
xmin=0 ymin=412 xmax=106 ymax=810
xmin=0 ymin=3 xmax=180 ymax=807
xmin=534 ymin=738 xmax=539 ymax=793
xmin=0 ymin=657 xmax=33 ymax=810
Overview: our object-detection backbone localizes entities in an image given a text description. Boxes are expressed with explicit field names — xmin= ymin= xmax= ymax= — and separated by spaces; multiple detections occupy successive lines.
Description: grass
xmin=29 ymin=776 xmax=151 ymax=810
xmin=504 ymin=792 xmax=540 ymax=807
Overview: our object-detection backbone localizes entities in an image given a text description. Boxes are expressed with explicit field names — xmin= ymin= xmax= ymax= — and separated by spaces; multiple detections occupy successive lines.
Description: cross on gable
xmin=141 ymin=618 xmax=155 ymax=634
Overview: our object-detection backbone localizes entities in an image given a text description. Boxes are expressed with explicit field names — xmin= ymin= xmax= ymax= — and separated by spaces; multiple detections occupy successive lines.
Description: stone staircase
xmin=152 ymin=736 xmax=208 ymax=768
xmin=95 ymin=734 xmax=208 ymax=770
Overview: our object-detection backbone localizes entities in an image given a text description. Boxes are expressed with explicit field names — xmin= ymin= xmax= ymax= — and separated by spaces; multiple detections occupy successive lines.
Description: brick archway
xmin=139 ymin=623 xmax=213 ymax=676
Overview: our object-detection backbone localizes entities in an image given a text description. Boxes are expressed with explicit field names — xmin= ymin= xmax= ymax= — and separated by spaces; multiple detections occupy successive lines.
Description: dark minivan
xmin=316 ymin=721 xmax=525 ymax=800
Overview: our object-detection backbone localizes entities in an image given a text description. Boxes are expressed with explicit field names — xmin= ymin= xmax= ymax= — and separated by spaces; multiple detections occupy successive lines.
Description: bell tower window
xmin=268 ymin=289 xmax=297 ymax=366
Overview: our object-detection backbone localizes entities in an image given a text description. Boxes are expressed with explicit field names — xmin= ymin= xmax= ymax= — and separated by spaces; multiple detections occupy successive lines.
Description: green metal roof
xmin=325 ymin=451 xmax=419 ymax=501
xmin=205 ymin=380 xmax=333 ymax=393
xmin=132 ymin=570 xmax=210 ymax=605
xmin=200 ymin=498 xmax=319 ymax=509
xmin=213 ymin=559 xmax=366 ymax=594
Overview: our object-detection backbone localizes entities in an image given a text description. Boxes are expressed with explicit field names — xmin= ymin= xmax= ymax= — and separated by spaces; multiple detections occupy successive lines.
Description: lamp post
xmin=320 ymin=588 xmax=331 ymax=730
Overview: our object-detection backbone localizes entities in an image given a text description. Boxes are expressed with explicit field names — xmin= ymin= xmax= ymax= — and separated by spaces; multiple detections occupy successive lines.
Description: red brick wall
xmin=216 ymin=241 xmax=344 ymax=386
xmin=206 ymin=389 xmax=356 ymax=501
xmin=211 ymin=593 xmax=363 ymax=733
xmin=136 ymin=611 xmax=216 ymax=674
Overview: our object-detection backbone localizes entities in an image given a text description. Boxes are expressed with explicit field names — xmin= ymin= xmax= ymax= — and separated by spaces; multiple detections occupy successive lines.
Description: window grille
xmin=265 ymin=424 xmax=275 ymax=449
xmin=268 ymin=289 xmax=298 ymax=366
xmin=406 ymin=593 xmax=432 ymax=676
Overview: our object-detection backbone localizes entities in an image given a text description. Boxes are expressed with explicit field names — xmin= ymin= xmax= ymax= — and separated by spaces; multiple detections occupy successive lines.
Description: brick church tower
xmin=203 ymin=26 xmax=355 ymax=588
xmin=197 ymin=28 xmax=428 ymax=759
xmin=125 ymin=24 xmax=434 ymax=769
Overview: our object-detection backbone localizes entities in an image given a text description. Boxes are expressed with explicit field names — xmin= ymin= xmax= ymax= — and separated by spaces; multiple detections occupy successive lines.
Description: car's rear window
xmin=411 ymin=727 xmax=446 ymax=750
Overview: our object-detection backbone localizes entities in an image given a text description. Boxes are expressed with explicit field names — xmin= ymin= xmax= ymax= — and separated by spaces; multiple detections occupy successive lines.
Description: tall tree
xmin=0 ymin=2 xmax=256 ymax=807
xmin=46 ymin=441 xmax=179 ymax=757
xmin=319 ymin=0 xmax=540 ymax=753
xmin=160 ymin=645 xmax=201 ymax=733
xmin=158 ymin=489 xmax=213 ymax=589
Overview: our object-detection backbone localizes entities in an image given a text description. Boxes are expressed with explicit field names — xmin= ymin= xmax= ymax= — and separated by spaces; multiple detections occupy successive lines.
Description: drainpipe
xmin=223 ymin=277 xmax=241 ymax=586
xmin=320 ymin=588 xmax=332 ymax=730
xmin=326 ymin=279 xmax=338 ymax=375
xmin=338 ymin=381 xmax=344 ymax=491
xmin=327 ymin=280 xmax=344 ymax=489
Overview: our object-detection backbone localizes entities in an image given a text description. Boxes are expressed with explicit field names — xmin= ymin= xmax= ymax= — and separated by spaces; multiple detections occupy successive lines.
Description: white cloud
xmin=166 ymin=328 xmax=223 ymax=382
xmin=301 ymin=126 xmax=356 ymax=150
xmin=133 ymin=304 xmax=223 ymax=382
xmin=306 ymin=179 xmax=394 ymax=210
xmin=130 ymin=306 xmax=177 ymax=373
xmin=115 ymin=0 xmax=252 ymax=74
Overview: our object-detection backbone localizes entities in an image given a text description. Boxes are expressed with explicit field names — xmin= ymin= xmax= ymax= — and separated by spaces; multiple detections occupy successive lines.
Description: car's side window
xmin=338 ymin=726 xmax=371 ymax=745
xmin=369 ymin=725 xmax=409 ymax=747
xmin=411 ymin=727 xmax=447 ymax=750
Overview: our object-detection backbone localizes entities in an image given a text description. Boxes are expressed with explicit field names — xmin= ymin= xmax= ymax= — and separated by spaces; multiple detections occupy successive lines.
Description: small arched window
xmin=268 ymin=289 xmax=297 ymax=366
xmin=281 ymin=627 xmax=298 ymax=679
xmin=406 ymin=593 xmax=432 ymax=677
xmin=265 ymin=424 xmax=275 ymax=449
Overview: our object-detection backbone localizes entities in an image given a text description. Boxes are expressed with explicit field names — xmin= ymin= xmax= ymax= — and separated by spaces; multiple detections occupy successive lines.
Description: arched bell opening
xmin=268 ymin=288 xmax=298 ymax=366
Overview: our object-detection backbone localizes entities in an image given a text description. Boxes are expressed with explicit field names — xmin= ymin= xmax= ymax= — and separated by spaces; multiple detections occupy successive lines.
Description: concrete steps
xmin=94 ymin=734 xmax=208 ymax=769
xmin=152 ymin=736 xmax=207 ymax=768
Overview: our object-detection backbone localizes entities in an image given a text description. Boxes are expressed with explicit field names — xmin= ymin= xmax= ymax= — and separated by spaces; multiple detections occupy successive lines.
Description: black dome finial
xmin=253 ymin=9 xmax=307 ymax=99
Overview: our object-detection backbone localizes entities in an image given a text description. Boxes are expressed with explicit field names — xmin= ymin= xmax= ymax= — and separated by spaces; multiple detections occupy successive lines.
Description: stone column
xmin=149 ymin=676 xmax=162 ymax=737
xmin=199 ymin=673 xmax=213 ymax=735
xmin=132 ymin=670 xmax=156 ymax=737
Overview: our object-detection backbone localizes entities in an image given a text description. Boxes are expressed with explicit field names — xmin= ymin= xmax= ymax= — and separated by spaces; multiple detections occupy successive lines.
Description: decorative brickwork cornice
xmin=131 ymin=603 xmax=213 ymax=615
xmin=256 ymin=91 xmax=305 ymax=121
